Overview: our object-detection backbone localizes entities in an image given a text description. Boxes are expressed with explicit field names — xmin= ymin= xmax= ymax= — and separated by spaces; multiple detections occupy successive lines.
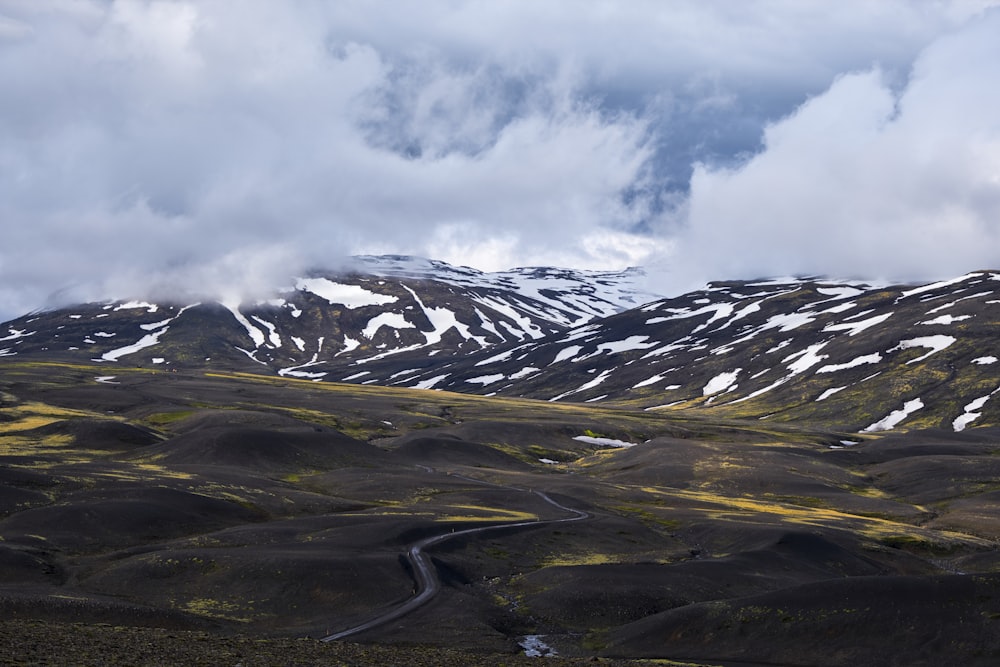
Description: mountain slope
xmin=0 ymin=256 xmax=657 ymax=379
xmin=399 ymin=271 xmax=1000 ymax=432
xmin=4 ymin=260 xmax=1000 ymax=433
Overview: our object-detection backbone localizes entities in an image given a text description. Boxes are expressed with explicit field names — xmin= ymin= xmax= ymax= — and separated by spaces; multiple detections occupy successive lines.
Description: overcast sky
xmin=2 ymin=0 xmax=1000 ymax=319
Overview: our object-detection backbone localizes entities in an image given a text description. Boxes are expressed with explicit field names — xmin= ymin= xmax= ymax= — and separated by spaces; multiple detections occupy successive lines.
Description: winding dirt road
xmin=321 ymin=481 xmax=588 ymax=642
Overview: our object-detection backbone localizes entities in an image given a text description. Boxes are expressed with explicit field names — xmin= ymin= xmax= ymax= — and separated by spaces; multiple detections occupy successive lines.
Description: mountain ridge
xmin=3 ymin=258 xmax=999 ymax=434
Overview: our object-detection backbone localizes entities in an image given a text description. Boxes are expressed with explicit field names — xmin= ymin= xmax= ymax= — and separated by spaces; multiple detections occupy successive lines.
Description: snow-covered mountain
xmin=393 ymin=271 xmax=1000 ymax=433
xmin=0 ymin=255 xmax=657 ymax=378
xmin=4 ymin=259 xmax=1000 ymax=434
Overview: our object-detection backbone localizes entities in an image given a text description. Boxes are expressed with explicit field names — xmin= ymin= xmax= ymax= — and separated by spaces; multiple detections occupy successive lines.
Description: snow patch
xmin=920 ymin=314 xmax=972 ymax=325
xmin=466 ymin=374 xmax=506 ymax=386
xmin=891 ymin=335 xmax=956 ymax=364
xmin=972 ymin=356 xmax=998 ymax=365
xmin=817 ymin=353 xmax=882 ymax=373
xmin=475 ymin=348 xmax=520 ymax=367
xmin=632 ymin=373 xmax=671 ymax=389
xmin=414 ymin=374 xmax=450 ymax=390
xmin=593 ymin=336 xmax=657 ymax=354
xmin=573 ymin=435 xmax=639 ymax=448
xmin=897 ymin=273 xmax=983 ymax=300
xmin=561 ymin=324 xmax=602 ymax=342
xmin=823 ymin=312 xmax=893 ymax=337
xmin=551 ymin=345 xmax=583 ymax=364
xmin=251 ymin=316 xmax=281 ymax=347
xmin=140 ymin=318 xmax=172 ymax=331
xmin=0 ymin=328 xmax=34 ymax=342
xmin=336 ymin=337 xmax=360 ymax=356
xmin=94 ymin=304 xmax=197 ymax=361
xmin=471 ymin=295 xmax=545 ymax=340
xmin=115 ymin=301 xmax=158 ymax=312
xmin=953 ymin=386 xmax=1000 ymax=432
xmin=713 ymin=301 xmax=762 ymax=330
xmin=362 ymin=312 xmax=414 ymax=339
xmin=816 ymin=386 xmax=847 ymax=401
xmin=223 ymin=303 xmax=266 ymax=348
xmin=816 ymin=286 xmax=865 ymax=300
xmin=703 ymin=369 xmax=741 ymax=396
xmin=99 ymin=318 xmax=177 ymax=361
xmin=550 ymin=368 xmax=616 ymax=401
xmin=863 ymin=398 xmax=924 ymax=432
xmin=759 ymin=312 xmax=815 ymax=332
xmin=783 ymin=342 xmax=829 ymax=375
xmin=403 ymin=285 xmax=489 ymax=348
xmin=509 ymin=366 xmax=541 ymax=380
xmin=296 ymin=278 xmax=398 ymax=308
xmin=280 ymin=368 xmax=327 ymax=380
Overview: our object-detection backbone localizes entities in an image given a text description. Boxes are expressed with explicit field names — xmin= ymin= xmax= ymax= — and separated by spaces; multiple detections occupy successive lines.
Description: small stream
xmin=519 ymin=634 xmax=557 ymax=657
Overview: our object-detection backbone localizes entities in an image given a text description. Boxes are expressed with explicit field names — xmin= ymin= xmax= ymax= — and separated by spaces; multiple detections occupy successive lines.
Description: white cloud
xmin=1 ymin=1 xmax=999 ymax=319
xmin=669 ymin=9 xmax=1000 ymax=288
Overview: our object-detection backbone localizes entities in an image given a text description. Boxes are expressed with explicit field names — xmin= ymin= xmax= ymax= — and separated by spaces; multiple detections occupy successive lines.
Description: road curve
xmin=320 ymin=485 xmax=588 ymax=642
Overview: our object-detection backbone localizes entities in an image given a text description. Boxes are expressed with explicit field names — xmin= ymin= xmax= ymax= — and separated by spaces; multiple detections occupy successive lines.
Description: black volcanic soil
xmin=2 ymin=361 xmax=1000 ymax=666
xmin=0 ymin=621 xmax=664 ymax=667
xmin=603 ymin=573 xmax=1000 ymax=666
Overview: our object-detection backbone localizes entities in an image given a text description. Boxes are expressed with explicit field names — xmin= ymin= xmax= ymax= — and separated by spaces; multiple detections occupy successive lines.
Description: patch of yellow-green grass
xmin=180 ymin=598 xmax=257 ymax=623
xmin=541 ymin=552 xmax=620 ymax=567
xmin=524 ymin=444 xmax=574 ymax=463
xmin=281 ymin=472 xmax=312 ymax=484
xmin=612 ymin=504 xmax=682 ymax=531
xmin=843 ymin=484 xmax=892 ymax=499
xmin=631 ymin=485 xmax=992 ymax=550
xmin=77 ymin=464 xmax=195 ymax=483
xmin=0 ymin=415 xmax=64 ymax=433
xmin=132 ymin=463 xmax=193 ymax=479
xmin=0 ymin=434 xmax=90 ymax=463
xmin=485 ymin=441 xmax=537 ymax=464
xmin=333 ymin=508 xmax=436 ymax=519
xmin=569 ymin=447 xmax=628 ymax=468
xmin=435 ymin=504 xmax=537 ymax=523
xmin=761 ymin=493 xmax=830 ymax=509
xmin=142 ymin=410 xmax=196 ymax=427
xmin=6 ymin=400 xmax=100 ymax=419
xmin=0 ymin=400 xmax=124 ymax=444
xmin=0 ymin=433 xmax=74 ymax=449
xmin=693 ymin=456 xmax=750 ymax=480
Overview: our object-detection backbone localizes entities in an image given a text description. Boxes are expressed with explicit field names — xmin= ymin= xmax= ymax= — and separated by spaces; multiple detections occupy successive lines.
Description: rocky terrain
xmin=3 ymin=261 xmax=1000 ymax=665
xmin=0 ymin=360 xmax=999 ymax=665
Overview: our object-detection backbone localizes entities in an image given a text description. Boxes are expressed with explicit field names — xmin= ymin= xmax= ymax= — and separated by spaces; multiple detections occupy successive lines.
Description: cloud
xmin=669 ymin=9 xmax=1000 ymax=288
xmin=1 ymin=1 xmax=999 ymax=319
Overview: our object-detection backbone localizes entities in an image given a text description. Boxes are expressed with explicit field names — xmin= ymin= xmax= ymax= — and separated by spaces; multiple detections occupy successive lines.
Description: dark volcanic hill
xmin=4 ymin=259 xmax=1000 ymax=433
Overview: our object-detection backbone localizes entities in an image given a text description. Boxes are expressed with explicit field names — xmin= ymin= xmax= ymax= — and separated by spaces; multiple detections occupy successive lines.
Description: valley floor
xmin=2 ymin=362 xmax=1000 ymax=666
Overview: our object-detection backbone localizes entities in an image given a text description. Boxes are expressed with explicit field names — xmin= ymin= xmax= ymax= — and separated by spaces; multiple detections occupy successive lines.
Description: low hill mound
xmin=389 ymin=434 xmax=531 ymax=470
xmin=135 ymin=425 xmax=387 ymax=472
xmin=23 ymin=417 xmax=162 ymax=451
